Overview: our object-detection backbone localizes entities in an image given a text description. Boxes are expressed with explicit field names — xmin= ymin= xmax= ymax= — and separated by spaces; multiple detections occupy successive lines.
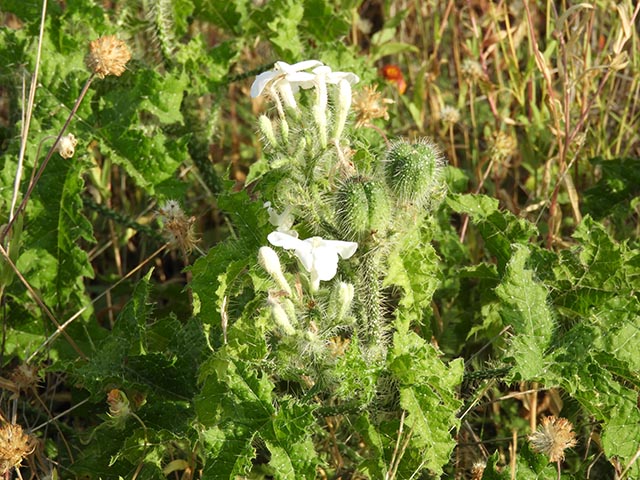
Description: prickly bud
xmin=267 ymin=296 xmax=296 ymax=335
xmin=384 ymin=138 xmax=445 ymax=206
xmin=258 ymin=246 xmax=292 ymax=295
xmin=258 ymin=115 xmax=278 ymax=148
xmin=335 ymin=177 xmax=392 ymax=240
xmin=337 ymin=282 xmax=354 ymax=320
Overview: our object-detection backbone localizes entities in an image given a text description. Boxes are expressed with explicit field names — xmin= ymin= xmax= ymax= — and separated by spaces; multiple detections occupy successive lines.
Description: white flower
xmin=309 ymin=66 xmax=360 ymax=147
xmin=264 ymin=201 xmax=297 ymax=237
xmin=250 ymin=60 xmax=323 ymax=99
xmin=333 ymin=79 xmax=353 ymax=141
xmin=311 ymin=65 xmax=360 ymax=86
xmin=267 ymin=231 xmax=358 ymax=291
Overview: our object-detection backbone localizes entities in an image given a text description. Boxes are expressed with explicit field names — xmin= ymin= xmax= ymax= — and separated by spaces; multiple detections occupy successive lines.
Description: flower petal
xmin=268 ymin=232 xmax=313 ymax=272
xmin=281 ymin=60 xmax=323 ymax=73
xmin=311 ymin=245 xmax=340 ymax=281
xmin=251 ymin=70 xmax=279 ymax=98
xmin=323 ymin=239 xmax=358 ymax=259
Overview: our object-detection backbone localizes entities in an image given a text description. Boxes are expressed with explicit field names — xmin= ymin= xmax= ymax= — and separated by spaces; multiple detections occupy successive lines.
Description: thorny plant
xmin=1 ymin=1 xmax=640 ymax=479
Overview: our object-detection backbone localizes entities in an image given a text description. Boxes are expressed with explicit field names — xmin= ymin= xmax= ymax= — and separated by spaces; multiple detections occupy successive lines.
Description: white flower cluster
xmin=259 ymin=203 xmax=357 ymax=293
xmin=250 ymin=60 xmax=360 ymax=108
xmin=250 ymin=60 xmax=360 ymax=146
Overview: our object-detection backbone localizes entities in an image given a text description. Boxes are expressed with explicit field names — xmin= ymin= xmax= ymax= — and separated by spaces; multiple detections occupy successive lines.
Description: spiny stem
xmin=358 ymin=247 xmax=385 ymax=345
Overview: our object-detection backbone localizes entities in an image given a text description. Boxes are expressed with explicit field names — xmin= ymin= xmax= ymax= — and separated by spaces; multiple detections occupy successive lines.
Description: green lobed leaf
xmin=495 ymin=245 xmax=554 ymax=380
xmin=388 ymin=327 xmax=463 ymax=476
xmin=446 ymin=193 xmax=538 ymax=272
xmin=197 ymin=355 xmax=276 ymax=477
xmin=384 ymin=224 xmax=441 ymax=329
xmin=91 ymin=69 xmax=188 ymax=194
xmin=583 ymin=157 xmax=640 ymax=221
xmin=16 ymin=156 xmax=94 ymax=314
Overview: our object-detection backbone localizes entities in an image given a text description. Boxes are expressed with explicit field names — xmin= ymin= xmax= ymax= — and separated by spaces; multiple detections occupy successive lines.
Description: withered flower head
xmin=57 ymin=133 xmax=78 ymax=159
xmin=0 ymin=423 xmax=35 ymax=474
xmin=352 ymin=85 xmax=394 ymax=127
xmin=85 ymin=35 xmax=131 ymax=79
xmin=107 ymin=389 xmax=131 ymax=419
xmin=470 ymin=461 xmax=486 ymax=480
xmin=10 ymin=363 xmax=40 ymax=393
xmin=440 ymin=105 xmax=461 ymax=125
xmin=157 ymin=200 xmax=199 ymax=254
xmin=528 ymin=416 xmax=577 ymax=462
xmin=461 ymin=59 xmax=485 ymax=83
xmin=488 ymin=130 xmax=517 ymax=161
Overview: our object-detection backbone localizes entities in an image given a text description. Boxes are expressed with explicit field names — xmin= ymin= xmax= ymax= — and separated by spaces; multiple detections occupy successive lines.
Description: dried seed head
xmin=528 ymin=416 xmax=577 ymax=462
xmin=157 ymin=200 xmax=199 ymax=254
xmin=0 ymin=423 xmax=35 ymax=474
xmin=352 ymin=85 xmax=394 ymax=127
xmin=470 ymin=461 xmax=486 ymax=480
xmin=439 ymin=105 xmax=461 ymax=125
xmin=327 ymin=336 xmax=350 ymax=357
xmin=57 ymin=133 xmax=77 ymax=159
xmin=85 ymin=35 xmax=131 ymax=79
xmin=461 ymin=59 xmax=485 ymax=83
xmin=488 ymin=131 xmax=517 ymax=161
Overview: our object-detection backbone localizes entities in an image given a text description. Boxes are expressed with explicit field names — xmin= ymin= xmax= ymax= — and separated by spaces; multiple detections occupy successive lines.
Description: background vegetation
xmin=0 ymin=0 xmax=639 ymax=478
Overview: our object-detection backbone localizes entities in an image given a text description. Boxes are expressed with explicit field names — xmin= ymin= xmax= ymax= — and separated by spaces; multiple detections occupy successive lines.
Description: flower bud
xmin=313 ymin=104 xmax=328 ymax=148
xmin=267 ymin=296 xmax=296 ymax=335
xmin=258 ymin=246 xmax=292 ymax=295
xmin=280 ymin=118 xmax=290 ymax=144
xmin=259 ymin=115 xmax=278 ymax=148
xmin=337 ymin=282 xmax=354 ymax=318
xmin=384 ymin=138 xmax=445 ymax=207
xmin=335 ymin=177 xmax=392 ymax=240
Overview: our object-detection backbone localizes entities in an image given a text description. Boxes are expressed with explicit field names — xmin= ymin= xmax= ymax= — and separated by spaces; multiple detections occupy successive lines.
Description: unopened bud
xmin=259 ymin=115 xmax=278 ymax=148
xmin=337 ymin=282 xmax=354 ymax=319
xmin=267 ymin=296 xmax=296 ymax=335
xmin=384 ymin=138 xmax=446 ymax=207
xmin=259 ymin=246 xmax=292 ymax=295
xmin=335 ymin=177 xmax=392 ymax=240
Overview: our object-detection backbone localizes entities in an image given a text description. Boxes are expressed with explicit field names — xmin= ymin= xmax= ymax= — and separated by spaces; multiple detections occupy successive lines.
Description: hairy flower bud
xmin=384 ymin=138 xmax=446 ymax=207
xmin=337 ymin=281 xmax=354 ymax=320
xmin=335 ymin=177 xmax=391 ymax=240
xmin=258 ymin=246 xmax=292 ymax=295
xmin=267 ymin=295 xmax=296 ymax=335
xmin=258 ymin=115 xmax=278 ymax=148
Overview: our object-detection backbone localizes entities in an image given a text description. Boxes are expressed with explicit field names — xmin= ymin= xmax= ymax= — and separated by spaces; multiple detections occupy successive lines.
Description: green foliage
xmin=2 ymin=2 xmax=640 ymax=479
